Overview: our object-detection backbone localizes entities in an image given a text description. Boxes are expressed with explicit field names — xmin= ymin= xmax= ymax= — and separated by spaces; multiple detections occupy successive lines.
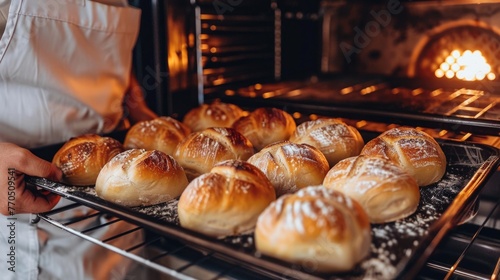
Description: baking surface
xmin=27 ymin=140 xmax=499 ymax=279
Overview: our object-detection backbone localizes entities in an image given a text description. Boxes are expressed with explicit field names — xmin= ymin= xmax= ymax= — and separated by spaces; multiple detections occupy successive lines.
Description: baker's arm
xmin=122 ymin=73 xmax=159 ymax=125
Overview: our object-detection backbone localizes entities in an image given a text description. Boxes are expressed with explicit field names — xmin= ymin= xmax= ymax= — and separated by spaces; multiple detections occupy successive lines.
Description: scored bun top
xmin=52 ymin=134 xmax=124 ymax=186
xmin=232 ymin=107 xmax=296 ymax=151
xmin=174 ymin=127 xmax=254 ymax=181
xmin=182 ymin=100 xmax=246 ymax=132
xmin=289 ymin=118 xmax=364 ymax=167
xmin=247 ymin=141 xmax=329 ymax=196
xmin=360 ymin=126 xmax=447 ymax=186
xmin=255 ymin=186 xmax=371 ymax=273
xmin=177 ymin=159 xmax=276 ymax=238
xmin=95 ymin=149 xmax=188 ymax=207
xmin=124 ymin=116 xmax=191 ymax=156
xmin=323 ymin=155 xmax=420 ymax=224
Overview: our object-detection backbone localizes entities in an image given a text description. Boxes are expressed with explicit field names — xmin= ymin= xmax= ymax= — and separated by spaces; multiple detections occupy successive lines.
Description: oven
xmin=29 ymin=0 xmax=500 ymax=279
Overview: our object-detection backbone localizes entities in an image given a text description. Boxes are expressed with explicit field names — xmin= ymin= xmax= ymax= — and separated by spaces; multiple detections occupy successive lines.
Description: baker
xmin=0 ymin=0 xmax=157 ymax=279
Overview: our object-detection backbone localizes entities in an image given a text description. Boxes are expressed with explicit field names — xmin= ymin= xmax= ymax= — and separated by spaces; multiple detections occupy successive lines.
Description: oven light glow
xmin=445 ymin=70 xmax=455 ymax=79
xmin=445 ymin=56 xmax=455 ymax=65
xmin=431 ymin=89 xmax=443 ymax=97
xmin=436 ymin=49 xmax=495 ymax=81
xmin=435 ymin=69 xmax=445 ymax=78
xmin=440 ymin=63 xmax=450 ymax=71
xmin=412 ymin=88 xmax=424 ymax=96
xmin=360 ymin=86 xmax=376 ymax=95
xmin=340 ymin=86 xmax=354 ymax=95
xmin=225 ymin=90 xmax=236 ymax=96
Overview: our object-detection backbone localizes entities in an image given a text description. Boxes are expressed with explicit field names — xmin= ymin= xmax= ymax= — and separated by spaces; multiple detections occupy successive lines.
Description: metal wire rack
xmin=36 ymin=192 xmax=500 ymax=280
xmin=35 ymin=185 xmax=500 ymax=280
xmin=37 ymin=202 xmax=283 ymax=280
xmin=217 ymin=76 xmax=500 ymax=137
xmin=31 ymin=156 xmax=499 ymax=280
xmin=417 ymin=176 xmax=500 ymax=280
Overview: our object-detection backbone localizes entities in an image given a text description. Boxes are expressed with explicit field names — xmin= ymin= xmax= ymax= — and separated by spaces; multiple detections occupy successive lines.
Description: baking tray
xmin=27 ymin=135 xmax=499 ymax=280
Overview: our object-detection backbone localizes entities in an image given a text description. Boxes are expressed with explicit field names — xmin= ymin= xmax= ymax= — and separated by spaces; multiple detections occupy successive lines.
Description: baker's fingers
xmin=6 ymin=145 xmax=62 ymax=181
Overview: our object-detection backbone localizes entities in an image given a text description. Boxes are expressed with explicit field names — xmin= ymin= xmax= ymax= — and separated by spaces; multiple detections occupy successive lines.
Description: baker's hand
xmin=0 ymin=143 xmax=62 ymax=215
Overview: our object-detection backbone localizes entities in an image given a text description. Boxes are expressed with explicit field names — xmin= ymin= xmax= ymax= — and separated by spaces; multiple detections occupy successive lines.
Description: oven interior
xmin=33 ymin=0 xmax=500 ymax=279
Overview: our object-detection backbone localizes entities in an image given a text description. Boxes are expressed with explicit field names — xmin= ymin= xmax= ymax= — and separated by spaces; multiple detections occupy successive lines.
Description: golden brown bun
xmin=52 ymin=134 xmax=124 ymax=186
xmin=360 ymin=127 xmax=447 ymax=186
xmin=289 ymin=118 xmax=364 ymax=167
xmin=247 ymin=141 xmax=329 ymax=196
xmin=255 ymin=186 xmax=371 ymax=273
xmin=182 ymin=101 xmax=245 ymax=132
xmin=173 ymin=127 xmax=254 ymax=181
xmin=232 ymin=107 xmax=296 ymax=151
xmin=323 ymin=155 xmax=420 ymax=224
xmin=95 ymin=149 xmax=188 ymax=207
xmin=123 ymin=116 xmax=191 ymax=155
xmin=177 ymin=160 xmax=276 ymax=238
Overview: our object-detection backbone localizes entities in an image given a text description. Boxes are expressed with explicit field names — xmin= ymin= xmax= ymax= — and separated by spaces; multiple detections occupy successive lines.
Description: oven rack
xmin=213 ymin=75 xmax=500 ymax=137
xmin=37 ymin=202 xmax=284 ymax=280
xmin=416 ymin=169 xmax=500 ymax=280
xmin=36 ymin=196 xmax=500 ymax=280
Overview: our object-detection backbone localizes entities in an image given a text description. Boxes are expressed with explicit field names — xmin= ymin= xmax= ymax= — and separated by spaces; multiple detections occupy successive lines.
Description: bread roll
xmin=124 ymin=116 xmax=191 ymax=155
xmin=247 ymin=141 xmax=329 ymax=196
xmin=360 ymin=127 xmax=447 ymax=186
xmin=52 ymin=134 xmax=124 ymax=186
xmin=177 ymin=160 xmax=276 ymax=238
xmin=173 ymin=127 xmax=254 ymax=181
xmin=95 ymin=149 xmax=188 ymax=207
xmin=323 ymin=155 xmax=420 ymax=224
xmin=232 ymin=107 xmax=296 ymax=151
xmin=255 ymin=186 xmax=371 ymax=273
xmin=182 ymin=100 xmax=245 ymax=132
xmin=289 ymin=118 xmax=364 ymax=167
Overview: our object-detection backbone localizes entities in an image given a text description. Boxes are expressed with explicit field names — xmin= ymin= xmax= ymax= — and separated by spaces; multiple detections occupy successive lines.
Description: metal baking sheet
xmin=27 ymin=138 xmax=499 ymax=280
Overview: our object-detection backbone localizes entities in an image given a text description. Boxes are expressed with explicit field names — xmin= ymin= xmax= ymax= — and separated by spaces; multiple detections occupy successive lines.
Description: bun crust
xmin=289 ymin=118 xmax=364 ymax=167
xmin=95 ymin=149 xmax=188 ymax=207
xmin=255 ymin=186 xmax=371 ymax=273
xmin=124 ymin=116 xmax=191 ymax=155
xmin=360 ymin=127 xmax=447 ymax=186
xmin=323 ymin=155 xmax=420 ymax=224
xmin=177 ymin=160 xmax=276 ymax=238
xmin=183 ymin=101 xmax=245 ymax=132
xmin=52 ymin=134 xmax=124 ymax=186
xmin=232 ymin=107 xmax=296 ymax=151
xmin=174 ymin=127 xmax=254 ymax=181
xmin=247 ymin=141 xmax=329 ymax=196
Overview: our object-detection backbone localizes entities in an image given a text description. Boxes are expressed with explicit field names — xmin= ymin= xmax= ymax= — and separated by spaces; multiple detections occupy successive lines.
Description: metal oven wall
xmin=131 ymin=0 xmax=326 ymax=118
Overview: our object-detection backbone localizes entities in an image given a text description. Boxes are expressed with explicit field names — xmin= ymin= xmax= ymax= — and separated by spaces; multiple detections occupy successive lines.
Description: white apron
xmin=0 ymin=0 xmax=139 ymax=148
xmin=0 ymin=0 xmax=145 ymax=279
